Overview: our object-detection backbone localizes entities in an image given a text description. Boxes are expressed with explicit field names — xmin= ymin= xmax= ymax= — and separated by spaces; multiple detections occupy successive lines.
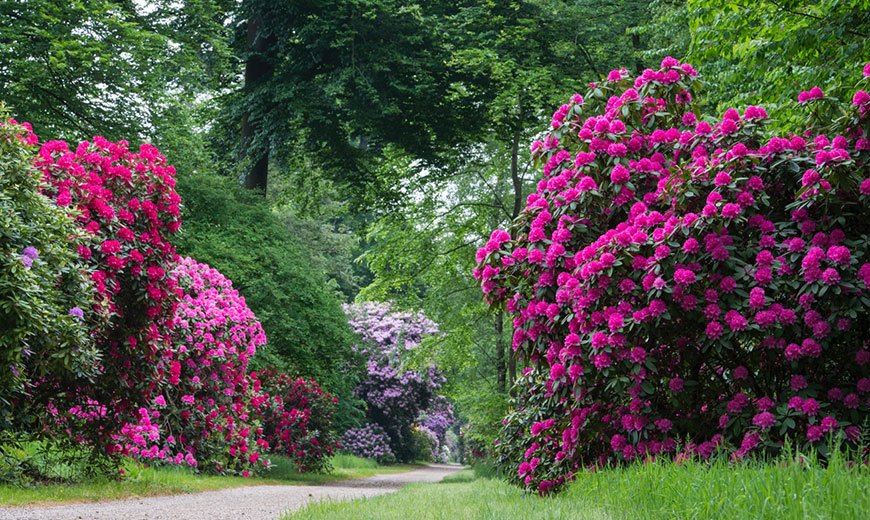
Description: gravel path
xmin=0 ymin=464 xmax=463 ymax=520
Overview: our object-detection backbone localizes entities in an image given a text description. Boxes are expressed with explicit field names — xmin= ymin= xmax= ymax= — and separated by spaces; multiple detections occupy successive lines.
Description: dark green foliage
xmin=174 ymin=171 xmax=356 ymax=398
xmin=409 ymin=427 xmax=438 ymax=462
xmin=0 ymin=116 xmax=98 ymax=434
xmin=690 ymin=0 xmax=869 ymax=129
xmin=232 ymin=0 xmax=477 ymax=193
xmin=0 ymin=0 xmax=232 ymax=141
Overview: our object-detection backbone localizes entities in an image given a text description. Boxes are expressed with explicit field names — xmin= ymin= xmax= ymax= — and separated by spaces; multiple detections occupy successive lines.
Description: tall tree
xmin=0 ymin=0 xmax=231 ymax=141
xmin=233 ymin=0 xmax=480 ymax=195
xmin=431 ymin=0 xmax=654 ymax=389
xmin=689 ymin=0 xmax=869 ymax=128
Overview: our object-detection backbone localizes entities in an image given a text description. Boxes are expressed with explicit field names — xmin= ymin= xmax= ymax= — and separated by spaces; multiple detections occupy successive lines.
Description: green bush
xmin=0 ymin=116 xmax=98 ymax=435
xmin=174 ymin=171 xmax=356 ymax=399
xmin=410 ymin=427 xmax=439 ymax=463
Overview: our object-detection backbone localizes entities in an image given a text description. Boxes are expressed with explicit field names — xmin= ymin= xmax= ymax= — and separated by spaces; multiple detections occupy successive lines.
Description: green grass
xmin=265 ymin=454 xmax=422 ymax=484
xmin=287 ymin=456 xmax=869 ymax=520
xmin=0 ymin=454 xmax=420 ymax=506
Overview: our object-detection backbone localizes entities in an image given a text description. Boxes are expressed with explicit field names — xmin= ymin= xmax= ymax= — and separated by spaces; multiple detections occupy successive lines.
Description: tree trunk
xmin=240 ymin=15 xmax=273 ymax=193
xmin=631 ymin=32 xmax=644 ymax=74
xmin=510 ymin=127 xmax=522 ymax=220
xmin=495 ymin=311 xmax=506 ymax=394
xmin=507 ymin=126 xmax=522 ymax=392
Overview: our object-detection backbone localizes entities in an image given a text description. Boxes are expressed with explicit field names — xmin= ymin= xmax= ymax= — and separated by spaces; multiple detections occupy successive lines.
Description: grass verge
xmin=0 ymin=454 xmax=420 ymax=506
xmin=287 ymin=455 xmax=869 ymax=519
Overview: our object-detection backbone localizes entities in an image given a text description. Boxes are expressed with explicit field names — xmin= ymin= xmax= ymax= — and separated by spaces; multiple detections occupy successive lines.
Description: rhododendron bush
xmin=341 ymin=423 xmax=395 ymax=463
xmin=0 ymin=118 xmax=97 ymax=440
xmin=131 ymin=257 xmax=269 ymax=473
xmin=476 ymin=59 xmax=870 ymax=494
xmin=343 ymin=302 xmax=454 ymax=462
xmin=0 ymin=119 xmax=347 ymax=479
xmin=419 ymin=396 xmax=456 ymax=448
xmin=254 ymin=369 xmax=339 ymax=472
xmin=31 ymin=134 xmax=183 ymax=456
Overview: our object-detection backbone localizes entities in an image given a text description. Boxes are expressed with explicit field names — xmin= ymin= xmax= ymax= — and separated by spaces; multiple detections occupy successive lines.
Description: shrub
xmin=133 ymin=257 xmax=269 ymax=474
xmin=345 ymin=301 xmax=440 ymax=360
xmin=0 ymin=117 xmax=97 ymax=472
xmin=35 ymin=134 xmax=183 ymax=457
xmin=255 ymin=369 xmax=339 ymax=472
xmin=411 ymin=426 xmax=439 ymax=462
xmin=418 ymin=395 xmax=456 ymax=461
xmin=353 ymin=361 xmax=443 ymax=462
xmin=476 ymin=59 xmax=870 ymax=494
xmin=340 ymin=423 xmax=395 ymax=464
xmin=344 ymin=302 xmax=451 ymax=462
xmin=174 ymin=172 xmax=355 ymax=397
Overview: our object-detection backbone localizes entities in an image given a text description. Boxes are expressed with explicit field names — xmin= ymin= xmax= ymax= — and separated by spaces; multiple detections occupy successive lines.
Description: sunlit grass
xmin=288 ymin=453 xmax=869 ymax=520
xmin=266 ymin=454 xmax=422 ymax=484
xmin=0 ymin=454 xmax=418 ymax=506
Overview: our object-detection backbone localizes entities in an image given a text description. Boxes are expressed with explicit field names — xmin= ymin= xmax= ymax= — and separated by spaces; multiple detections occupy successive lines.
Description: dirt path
xmin=0 ymin=464 xmax=463 ymax=520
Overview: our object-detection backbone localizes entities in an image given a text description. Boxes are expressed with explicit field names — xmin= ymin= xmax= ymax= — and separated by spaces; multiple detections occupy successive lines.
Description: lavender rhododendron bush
xmin=475 ymin=59 xmax=870 ymax=494
xmin=420 ymin=396 xmax=456 ymax=446
xmin=341 ymin=423 xmax=395 ymax=463
xmin=343 ymin=302 xmax=454 ymax=462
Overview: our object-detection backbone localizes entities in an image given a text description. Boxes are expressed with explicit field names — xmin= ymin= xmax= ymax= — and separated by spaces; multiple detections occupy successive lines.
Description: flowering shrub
xmin=411 ymin=426 xmax=440 ymax=462
xmin=476 ymin=59 xmax=870 ymax=494
xmin=35 ymin=134 xmax=182 ymax=456
xmin=254 ymin=369 xmax=339 ymax=472
xmin=418 ymin=395 xmax=456 ymax=461
xmin=344 ymin=302 xmax=452 ymax=462
xmin=341 ymin=423 xmax=396 ymax=463
xmin=345 ymin=301 xmax=440 ymax=361
xmin=124 ymin=257 xmax=269 ymax=474
xmin=419 ymin=395 xmax=456 ymax=444
xmin=0 ymin=118 xmax=97 ymax=437
xmin=3 ymin=121 xmax=340 ymax=479
xmin=353 ymin=361 xmax=443 ymax=462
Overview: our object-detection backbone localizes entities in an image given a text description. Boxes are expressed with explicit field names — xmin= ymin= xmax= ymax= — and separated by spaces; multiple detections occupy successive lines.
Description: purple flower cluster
xmin=344 ymin=301 xmax=439 ymax=361
xmin=344 ymin=302 xmax=453 ymax=462
xmin=341 ymin=423 xmax=395 ymax=463
xmin=19 ymin=246 xmax=38 ymax=268
xmin=420 ymin=396 xmax=455 ymax=439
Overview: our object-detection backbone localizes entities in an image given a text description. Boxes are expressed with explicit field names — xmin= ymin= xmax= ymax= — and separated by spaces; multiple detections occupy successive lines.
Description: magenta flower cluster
xmin=113 ymin=257 xmax=269 ymax=473
xmin=35 ymin=134 xmax=185 ymax=458
xmin=6 ymin=126 xmax=340 ymax=477
xmin=476 ymin=59 xmax=870 ymax=494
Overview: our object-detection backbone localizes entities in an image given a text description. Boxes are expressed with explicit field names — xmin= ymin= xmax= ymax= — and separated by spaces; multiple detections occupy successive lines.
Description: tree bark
xmin=507 ymin=125 xmax=522 ymax=392
xmin=240 ymin=15 xmax=274 ymax=193
xmin=631 ymin=32 xmax=644 ymax=74
xmin=510 ymin=126 xmax=522 ymax=220
xmin=495 ymin=311 xmax=506 ymax=394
